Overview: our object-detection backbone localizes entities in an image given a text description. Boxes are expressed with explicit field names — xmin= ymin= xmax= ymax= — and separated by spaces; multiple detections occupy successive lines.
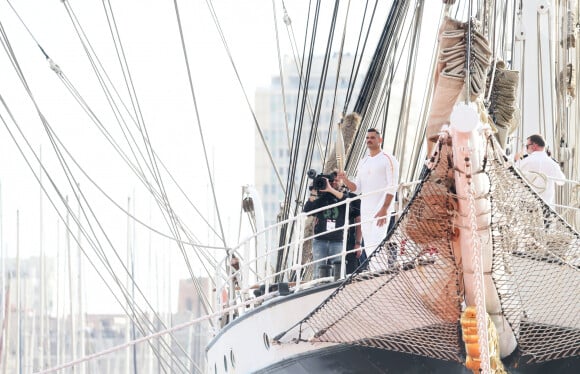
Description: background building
xmin=175 ymin=277 xmax=212 ymax=373
xmin=0 ymin=258 xmax=211 ymax=373
xmin=254 ymin=53 xmax=362 ymax=227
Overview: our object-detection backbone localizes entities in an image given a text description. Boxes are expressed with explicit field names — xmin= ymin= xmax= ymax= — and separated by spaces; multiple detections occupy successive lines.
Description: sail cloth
xmin=486 ymin=60 xmax=520 ymax=148
xmin=323 ymin=112 xmax=361 ymax=174
xmin=282 ymin=136 xmax=579 ymax=365
xmin=427 ymin=17 xmax=492 ymax=144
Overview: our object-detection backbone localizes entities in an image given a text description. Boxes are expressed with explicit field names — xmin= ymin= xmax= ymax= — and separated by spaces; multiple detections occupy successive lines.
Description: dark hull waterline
xmin=256 ymin=344 xmax=580 ymax=374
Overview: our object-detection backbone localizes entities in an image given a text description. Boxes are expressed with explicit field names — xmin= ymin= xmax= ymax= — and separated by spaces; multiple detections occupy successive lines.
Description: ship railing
xmin=520 ymin=172 xmax=580 ymax=221
xmin=214 ymin=172 xmax=580 ymax=327
xmin=551 ymin=175 xmax=580 ymax=228
xmin=214 ymin=170 xmax=580 ymax=326
xmin=213 ymin=181 xmax=421 ymax=327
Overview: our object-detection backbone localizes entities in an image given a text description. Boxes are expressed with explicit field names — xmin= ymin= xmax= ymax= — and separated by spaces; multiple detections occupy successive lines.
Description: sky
xmin=0 ymin=0 xmax=310 ymax=314
xmin=0 ymin=0 xmax=447 ymax=314
xmin=0 ymin=0 xmax=412 ymax=314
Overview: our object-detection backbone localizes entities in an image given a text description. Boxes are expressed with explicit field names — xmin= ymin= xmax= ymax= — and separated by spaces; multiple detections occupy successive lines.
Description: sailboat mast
xmin=126 ymin=196 xmax=138 ymax=374
xmin=65 ymin=196 xmax=76 ymax=372
xmin=125 ymin=197 xmax=132 ymax=374
xmin=0 ymin=283 xmax=8 ymax=374
xmin=16 ymin=210 xmax=21 ymax=374
xmin=0 ymin=198 xmax=12 ymax=374
xmin=0 ymin=183 xmax=5 ymax=373
xmin=38 ymin=147 xmax=48 ymax=372
xmin=76 ymin=203 xmax=85 ymax=374
xmin=56 ymin=215 xmax=63 ymax=369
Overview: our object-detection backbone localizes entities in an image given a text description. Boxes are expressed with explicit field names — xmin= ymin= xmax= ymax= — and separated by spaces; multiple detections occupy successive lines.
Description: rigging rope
xmin=272 ymin=0 xmax=292 ymax=152
xmin=202 ymin=0 xmax=287 ymax=196
xmin=173 ymin=0 xmax=231 ymax=251
xmin=63 ymin=0 xmax=216 ymax=327
xmin=348 ymin=0 xmax=412 ymax=175
xmin=317 ymin=1 xmax=342 ymax=174
xmin=9 ymin=0 xmax=220 ymax=248
xmin=34 ymin=290 xmax=277 ymax=374
xmin=0 ymin=3 xmax=222 ymax=369
xmin=342 ymin=0 xmax=377 ymax=115
xmin=0 ymin=96 xmax=189 ymax=373
xmin=392 ymin=2 xmax=425 ymax=160
xmin=276 ymin=0 xmax=323 ymax=278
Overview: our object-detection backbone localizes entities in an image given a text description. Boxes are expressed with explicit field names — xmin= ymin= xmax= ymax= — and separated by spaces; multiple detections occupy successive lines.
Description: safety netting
xmin=282 ymin=136 xmax=579 ymax=365
xmin=488 ymin=142 xmax=580 ymax=362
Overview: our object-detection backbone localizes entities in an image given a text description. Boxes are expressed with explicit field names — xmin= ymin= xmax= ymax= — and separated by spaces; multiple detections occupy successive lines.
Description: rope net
xmin=292 ymin=137 xmax=579 ymax=364
xmin=488 ymin=143 xmax=580 ymax=362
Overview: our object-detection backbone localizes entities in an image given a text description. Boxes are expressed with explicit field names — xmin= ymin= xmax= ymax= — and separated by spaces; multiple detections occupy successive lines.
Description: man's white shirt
xmin=353 ymin=151 xmax=399 ymax=219
xmin=517 ymin=151 xmax=565 ymax=204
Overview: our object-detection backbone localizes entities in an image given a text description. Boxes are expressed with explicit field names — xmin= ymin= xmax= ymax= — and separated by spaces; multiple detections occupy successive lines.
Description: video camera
xmin=307 ymin=169 xmax=337 ymax=191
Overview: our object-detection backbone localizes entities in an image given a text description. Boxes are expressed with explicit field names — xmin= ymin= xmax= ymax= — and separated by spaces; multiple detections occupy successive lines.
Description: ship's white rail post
xmin=242 ymin=240 xmax=251 ymax=291
xmin=293 ymin=213 xmax=306 ymax=288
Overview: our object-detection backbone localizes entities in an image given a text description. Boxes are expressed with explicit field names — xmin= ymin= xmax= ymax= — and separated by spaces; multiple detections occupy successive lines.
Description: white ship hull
xmin=206 ymin=278 xmax=580 ymax=374
xmin=206 ymin=282 xmax=338 ymax=373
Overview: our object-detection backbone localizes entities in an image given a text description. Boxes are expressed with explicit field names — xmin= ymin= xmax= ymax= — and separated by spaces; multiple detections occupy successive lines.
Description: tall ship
xmin=0 ymin=0 xmax=578 ymax=373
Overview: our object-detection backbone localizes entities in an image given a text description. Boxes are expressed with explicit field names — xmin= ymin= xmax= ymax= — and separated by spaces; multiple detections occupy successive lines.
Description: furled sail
xmin=323 ymin=112 xmax=361 ymax=174
xmin=486 ymin=60 xmax=520 ymax=148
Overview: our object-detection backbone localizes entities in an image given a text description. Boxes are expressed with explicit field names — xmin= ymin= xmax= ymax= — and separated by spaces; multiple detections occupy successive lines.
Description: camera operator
xmin=303 ymin=174 xmax=362 ymax=279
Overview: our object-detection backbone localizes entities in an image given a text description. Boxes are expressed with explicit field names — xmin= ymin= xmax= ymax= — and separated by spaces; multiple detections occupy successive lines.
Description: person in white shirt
xmin=515 ymin=134 xmax=565 ymax=205
xmin=338 ymin=128 xmax=400 ymax=262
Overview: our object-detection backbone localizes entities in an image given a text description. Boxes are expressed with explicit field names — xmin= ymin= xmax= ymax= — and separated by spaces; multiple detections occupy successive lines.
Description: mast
xmin=124 ymin=198 xmax=130 ymax=373
xmin=148 ymin=199 xmax=156 ymax=374
xmin=38 ymin=147 xmax=48 ymax=372
xmin=0 ymin=200 xmax=12 ymax=374
xmin=16 ymin=210 xmax=21 ymax=374
xmin=56 ymin=216 xmax=62 ymax=369
xmin=0 ymin=282 xmax=9 ymax=374
xmin=76 ymin=201 xmax=85 ymax=374
xmin=65 ymin=197 xmax=76 ymax=372
xmin=26 ymin=276 xmax=35 ymax=374
xmin=127 ymin=196 xmax=137 ymax=374
xmin=0 ymin=183 xmax=6 ymax=373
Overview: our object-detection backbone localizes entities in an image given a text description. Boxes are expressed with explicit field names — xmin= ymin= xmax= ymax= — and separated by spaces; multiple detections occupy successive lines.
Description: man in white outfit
xmin=338 ymin=128 xmax=400 ymax=263
xmin=516 ymin=134 xmax=565 ymax=205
